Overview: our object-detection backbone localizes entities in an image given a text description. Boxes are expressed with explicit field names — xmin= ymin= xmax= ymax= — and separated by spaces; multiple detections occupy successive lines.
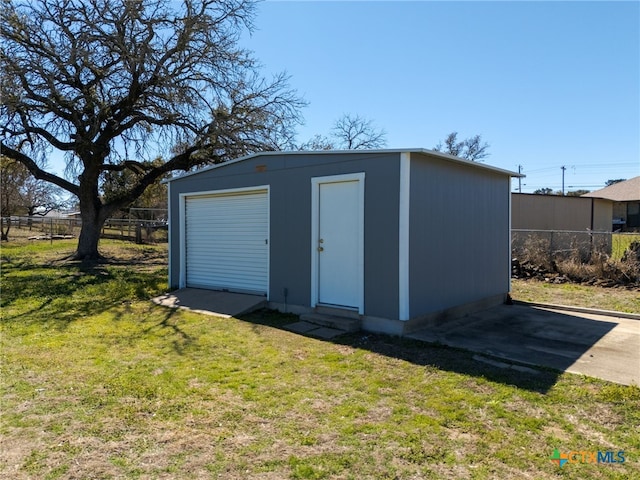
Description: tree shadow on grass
xmin=0 ymin=258 xmax=164 ymax=330
xmin=237 ymin=309 xmax=567 ymax=394
xmin=140 ymin=307 xmax=195 ymax=355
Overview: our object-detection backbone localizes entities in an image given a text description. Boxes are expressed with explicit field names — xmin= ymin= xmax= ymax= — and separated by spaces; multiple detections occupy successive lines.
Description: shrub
xmin=513 ymin=237 xmax=640 ymax=287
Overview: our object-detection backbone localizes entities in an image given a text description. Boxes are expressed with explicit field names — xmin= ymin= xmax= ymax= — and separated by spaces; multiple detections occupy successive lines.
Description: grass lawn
xmin=612 ymin=233 xmax=640 ymax=262
xmin=511 ymin=279 xmax=640 ymax=314
xmin=1 ymin=240 xmax=639 ymax=479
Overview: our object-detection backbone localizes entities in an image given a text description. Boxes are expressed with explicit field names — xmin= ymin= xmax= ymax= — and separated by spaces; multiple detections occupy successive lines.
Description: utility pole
xmin=561 ymin=165 xmax=566 ymax=195
xmin=517 ymin=165 xmax=522 ymax=193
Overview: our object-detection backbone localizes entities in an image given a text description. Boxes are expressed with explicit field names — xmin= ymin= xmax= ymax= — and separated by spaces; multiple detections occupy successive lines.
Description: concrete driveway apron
xmin=408 ymin=303 xmax=640 ymax=386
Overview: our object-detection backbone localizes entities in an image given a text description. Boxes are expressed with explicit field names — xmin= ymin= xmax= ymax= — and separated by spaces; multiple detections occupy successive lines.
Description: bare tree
xmin=435 ymin=132 xmax=465 ymax=157
xmin=461 ymin=134 xmax=490 ymax=162
xmin=434 ymin=132 xmax=490 ymax=161
xmin=299 ymin=114 xmax=387 ymax=151
xmin=332 ymin=114 xmax=387 ymax=150
xmin=297 ymin=134 xmax=335 ymax=151
xmin=0 ymin=156 xmax=27 ymax=240
xmin=0 ymin=156 xmax=68 ymax=239
xmin=1 ymin=0 xmax=304 ymax=259
xmin=21 ymin=175 xmax=68 ymax=218
xmin=0 ymin=157 xmax=27 ymax=215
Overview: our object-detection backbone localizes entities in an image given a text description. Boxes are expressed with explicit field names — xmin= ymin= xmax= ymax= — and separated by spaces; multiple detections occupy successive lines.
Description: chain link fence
xmin=512 ymin=229 xmax=640 ymax=261
xmin=511 ymin=229 xmax=612 ymax=262
xmin=511 ymin=229 xmax=640 ymax=285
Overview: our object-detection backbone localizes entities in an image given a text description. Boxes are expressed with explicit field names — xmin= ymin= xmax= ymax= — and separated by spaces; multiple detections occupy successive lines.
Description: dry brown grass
xmin=513 ymin=236 xmax=640 ymax=287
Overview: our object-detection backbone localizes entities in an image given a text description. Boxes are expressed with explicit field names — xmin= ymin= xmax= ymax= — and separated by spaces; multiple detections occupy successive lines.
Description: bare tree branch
xmin=332 ymin=114 xmax=387 ymax=150
xmin=433 ymin=132 xmax=490 ymax=161
xmin=1 ymin=0 xmax=305 ymax=258
xmin=299 ymin=114 xmax=387 ymax=151
xmin=0 ymin=143 xmax=79 ymax=195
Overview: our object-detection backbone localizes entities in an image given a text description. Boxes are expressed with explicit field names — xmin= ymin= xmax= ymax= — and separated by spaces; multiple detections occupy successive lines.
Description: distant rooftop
xmin=582 ymin=176 xmax=640 ymax=202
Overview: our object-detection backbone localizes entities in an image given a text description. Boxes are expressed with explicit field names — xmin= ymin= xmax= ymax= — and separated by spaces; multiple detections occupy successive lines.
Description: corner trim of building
xmin=399 ymin=152 xmax=411 ymax=321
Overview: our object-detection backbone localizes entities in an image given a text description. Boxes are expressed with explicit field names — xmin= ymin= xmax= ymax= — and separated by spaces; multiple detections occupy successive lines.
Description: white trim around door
xmin=310 ymin=172 xmax=365 ymax=314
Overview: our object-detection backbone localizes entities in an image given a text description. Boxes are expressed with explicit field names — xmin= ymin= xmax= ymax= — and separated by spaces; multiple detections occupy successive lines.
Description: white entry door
xmin=312 ymin=174 xmax=364 ymax=312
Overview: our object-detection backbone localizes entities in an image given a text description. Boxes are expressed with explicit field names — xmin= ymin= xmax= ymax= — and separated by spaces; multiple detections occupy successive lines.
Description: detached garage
xmin=167 ymin=149 xmax=519 ymax=335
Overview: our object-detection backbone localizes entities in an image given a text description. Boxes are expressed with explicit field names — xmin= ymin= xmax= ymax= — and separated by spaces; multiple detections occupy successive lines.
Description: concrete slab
xmin=283 ymin=321 xmax=349 ymax=340
xmin=283 ymin=321 xmax=320 ymax=334
xmin=307 ymin=326 xmax=348 ymax=340
xmin=152 ymin=288 xmax=266 ymax=318
xmin=472 ymin=354 xmax=540 ymax=375
xmin=299 ymin=312 xmax=360 ymax=332
xmin=408 ymin=303 xmax=640 ymax=386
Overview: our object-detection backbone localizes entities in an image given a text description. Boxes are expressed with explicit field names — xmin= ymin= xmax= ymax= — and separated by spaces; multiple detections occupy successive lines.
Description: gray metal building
xmin=166 ymin=149 xmax=518 ymax=335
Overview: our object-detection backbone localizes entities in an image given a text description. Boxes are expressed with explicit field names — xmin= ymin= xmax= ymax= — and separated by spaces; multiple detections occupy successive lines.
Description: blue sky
xmin=240 ymin=0 xmax=640 ymax=193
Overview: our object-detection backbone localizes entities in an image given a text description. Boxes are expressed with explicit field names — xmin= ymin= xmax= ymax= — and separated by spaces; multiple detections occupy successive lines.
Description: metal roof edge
xmin=164 ymin=148 xmax=522 ymax=183
xmin=409 ymin=148 xmax=523 ymax=177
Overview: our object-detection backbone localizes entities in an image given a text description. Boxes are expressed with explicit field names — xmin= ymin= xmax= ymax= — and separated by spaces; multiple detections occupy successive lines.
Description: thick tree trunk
xmin=74 ymin=167 xmax=108 ymax=260
xmin=1 ymin=217 xmax=10 ymax=241
xmin=74 ymin=213 xmax=105 ymax=260
xmin=27 ymin=206 xmax=35 ymax=230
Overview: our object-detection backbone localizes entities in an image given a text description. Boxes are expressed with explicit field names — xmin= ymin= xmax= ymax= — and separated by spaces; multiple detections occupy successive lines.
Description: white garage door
xmin=185 ymin=189 xmax=269 ymax=295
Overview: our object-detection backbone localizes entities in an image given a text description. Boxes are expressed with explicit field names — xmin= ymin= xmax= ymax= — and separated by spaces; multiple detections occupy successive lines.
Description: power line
xmin=573 ymin=162 xmax=638 ymax=169
xmin=523 ymin=184 xmax=607 ymax=189
xmin=523 ymin=162 xmax=638 ymax=174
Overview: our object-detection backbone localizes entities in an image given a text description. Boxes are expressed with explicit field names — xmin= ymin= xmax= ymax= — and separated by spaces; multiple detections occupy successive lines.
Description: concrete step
xmin=315 ymin=305 xmax=361 ymax=320
xmin=299 ymin=312 xmax=361 ymax=332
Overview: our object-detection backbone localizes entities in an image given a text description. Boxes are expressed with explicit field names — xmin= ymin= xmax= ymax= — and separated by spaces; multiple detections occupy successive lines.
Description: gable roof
xmin=582 ymin=176 xmax=640 ymax=202
xmin=165 ymin=148 xmax=523 ymax=183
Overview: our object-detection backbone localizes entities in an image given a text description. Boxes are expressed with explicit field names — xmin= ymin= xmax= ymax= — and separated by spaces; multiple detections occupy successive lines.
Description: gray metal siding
xmin=362 ymin=166 xmax=400 ymax=320
xmin=168 ymin=152 xmax=401 ymax=318
xmin=408 ymin=154 xmax=510 ymax=317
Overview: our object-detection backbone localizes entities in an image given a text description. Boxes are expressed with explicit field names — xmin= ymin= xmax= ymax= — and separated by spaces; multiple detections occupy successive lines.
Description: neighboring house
xmin=42 ymin=209 xmax=71 ymax=218
xmin=166 ymin=149 xmax=519 ymax=335
xmin=582 ymin=177 xmax=640 ymax=232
